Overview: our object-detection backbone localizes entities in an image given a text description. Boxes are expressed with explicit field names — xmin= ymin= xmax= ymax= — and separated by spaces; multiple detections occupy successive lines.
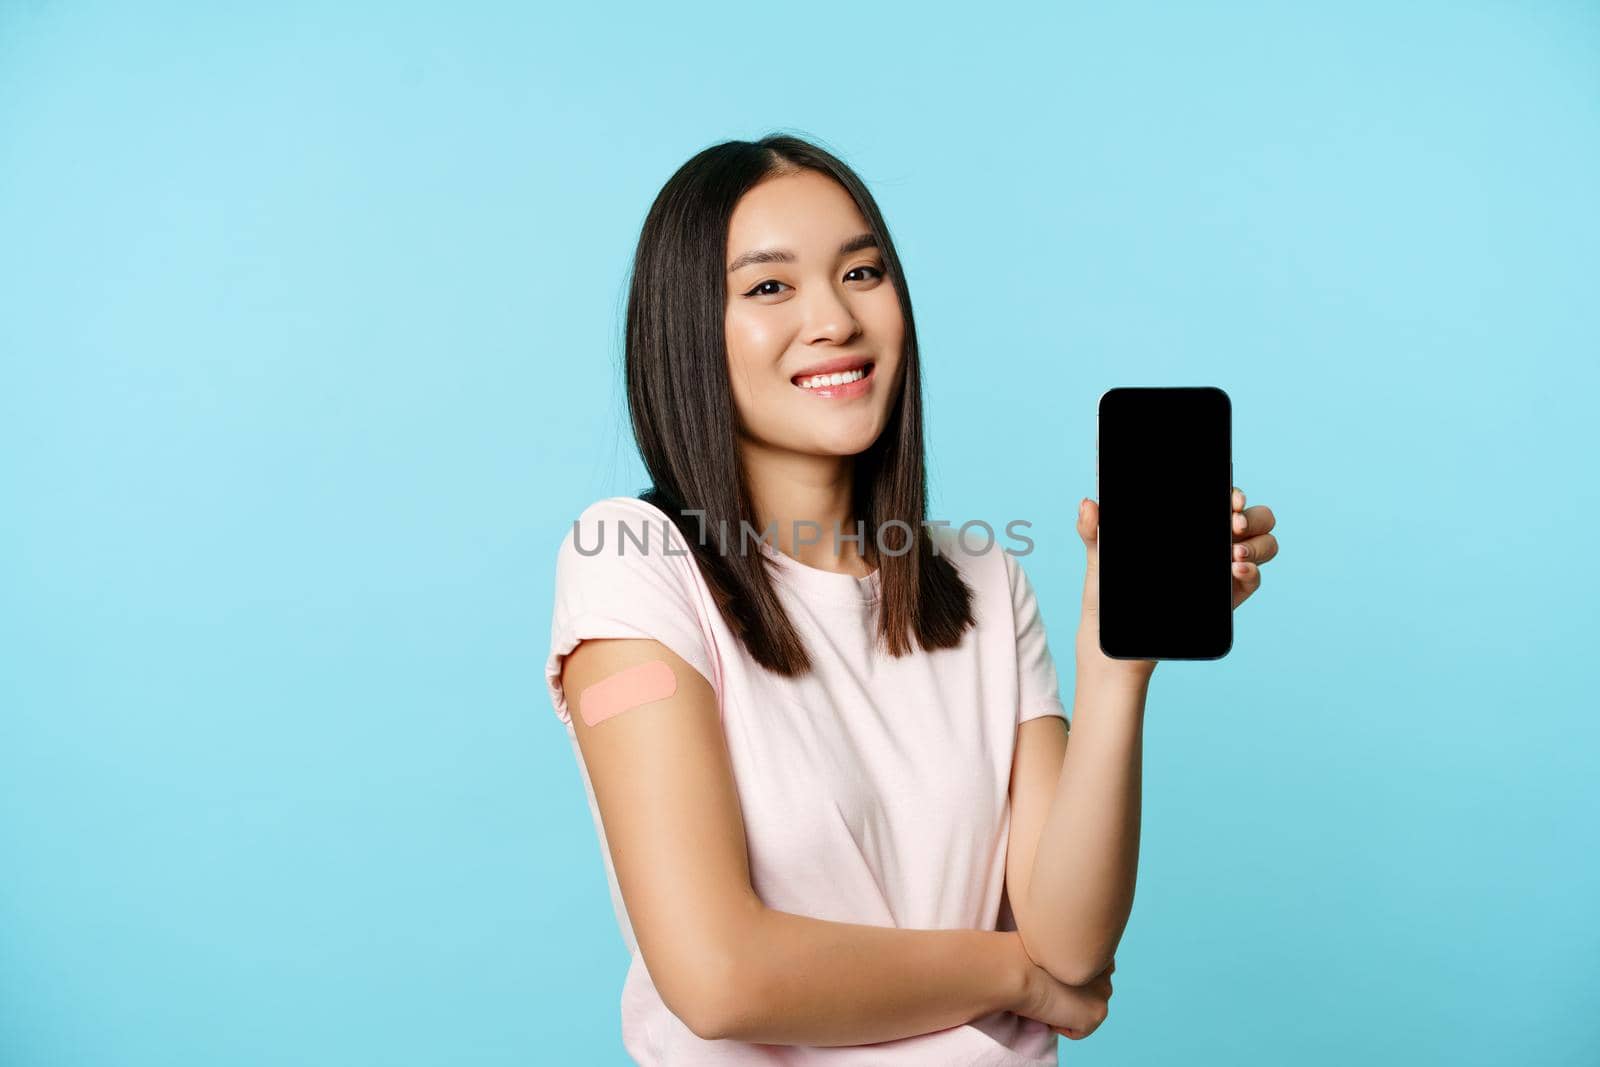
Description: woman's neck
xmin=740 ymin=442 xmax=870 ymax=576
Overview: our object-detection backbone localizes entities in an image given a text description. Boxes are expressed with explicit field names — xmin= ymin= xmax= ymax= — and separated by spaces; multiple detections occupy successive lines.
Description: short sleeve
xmin=1004 ymin=549 xmax=1069 ymax=728
xmin=544 ymin=497 xmax=719 ymax=727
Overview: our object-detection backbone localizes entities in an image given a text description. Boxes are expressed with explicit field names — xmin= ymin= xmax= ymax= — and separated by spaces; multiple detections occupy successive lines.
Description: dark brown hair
xmin=625 ymin=132 xmax=975 ymax=676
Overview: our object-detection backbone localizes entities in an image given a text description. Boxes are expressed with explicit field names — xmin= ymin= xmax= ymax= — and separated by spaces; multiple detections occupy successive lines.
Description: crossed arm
xmin=1004 ymin=675 xmax=1149 ymax=986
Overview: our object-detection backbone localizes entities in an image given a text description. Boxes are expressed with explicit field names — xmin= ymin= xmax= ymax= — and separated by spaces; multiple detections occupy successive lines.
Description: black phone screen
xmin=1097 ymin=387 xmax=1233 ymax=660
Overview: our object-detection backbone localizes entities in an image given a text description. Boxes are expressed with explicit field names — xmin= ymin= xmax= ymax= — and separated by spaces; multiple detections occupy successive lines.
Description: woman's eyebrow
xmin=727 ymin=232 xmax=879 ymax=274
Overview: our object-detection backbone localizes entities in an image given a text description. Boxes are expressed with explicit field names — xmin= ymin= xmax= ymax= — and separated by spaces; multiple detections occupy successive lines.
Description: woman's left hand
xmin=1226 ymin=485 xmax=1277 ymax=611
xmin=1074 ymin=486 xmax=1277 ymax=687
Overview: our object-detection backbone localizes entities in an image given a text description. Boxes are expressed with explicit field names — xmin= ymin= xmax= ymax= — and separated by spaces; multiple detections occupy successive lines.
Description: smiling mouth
xmin=792 ymin=361 xmax=875 ymax=391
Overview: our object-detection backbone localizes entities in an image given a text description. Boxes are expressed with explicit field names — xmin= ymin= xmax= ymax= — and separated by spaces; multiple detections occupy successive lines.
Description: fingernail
xmin=1234 ymin=562 xmax=1249 ymax=575
xmin=1078 ymin=499 xmax=1086 ymax=520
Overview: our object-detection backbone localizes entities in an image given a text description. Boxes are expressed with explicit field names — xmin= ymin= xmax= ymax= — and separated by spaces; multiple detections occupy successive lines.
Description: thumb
xmin=1078 ymin=497 xmax=1099 ymax=621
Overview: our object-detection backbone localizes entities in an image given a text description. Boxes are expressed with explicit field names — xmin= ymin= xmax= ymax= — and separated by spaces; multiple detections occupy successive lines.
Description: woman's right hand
xmin=1014 ymin=951 xmax=1115 ymax=1041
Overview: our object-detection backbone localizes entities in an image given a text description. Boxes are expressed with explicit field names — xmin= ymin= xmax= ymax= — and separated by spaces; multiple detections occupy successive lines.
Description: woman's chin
xmin=751 ymin=411 xmax=886 ymax=458
xmin=807 ymin=427 xmax=882 ymax=457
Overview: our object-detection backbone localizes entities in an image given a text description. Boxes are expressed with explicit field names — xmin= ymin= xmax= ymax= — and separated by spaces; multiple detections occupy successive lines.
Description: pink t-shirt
xmin=545 ymin=495 xmax=1070 ymax=1065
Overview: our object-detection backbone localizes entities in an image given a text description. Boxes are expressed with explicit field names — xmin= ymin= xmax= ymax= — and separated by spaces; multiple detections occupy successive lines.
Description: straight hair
xmin=624 ymin=133 xmax=975 ymax=677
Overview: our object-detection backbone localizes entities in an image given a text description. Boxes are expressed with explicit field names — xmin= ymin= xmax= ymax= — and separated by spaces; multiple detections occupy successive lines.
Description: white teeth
xmin=796 ymin=367 xmax=867 ymax=389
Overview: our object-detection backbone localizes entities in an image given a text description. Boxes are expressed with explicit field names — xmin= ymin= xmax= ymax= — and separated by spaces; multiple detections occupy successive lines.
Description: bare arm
xmin=1013 ymin=488 xmax=1261 ymax=984
xmin=1015 ymin=675 xmax=1147 ymax=985
xmin=716 ymin=903 xmax=1029 ymax=1045
xmin=558 ymin=636 xmax=1031 ymax=1044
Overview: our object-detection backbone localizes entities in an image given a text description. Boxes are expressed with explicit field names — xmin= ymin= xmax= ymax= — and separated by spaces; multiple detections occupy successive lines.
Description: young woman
xmin=544 ymin=134 xmax=1276 ymax=1064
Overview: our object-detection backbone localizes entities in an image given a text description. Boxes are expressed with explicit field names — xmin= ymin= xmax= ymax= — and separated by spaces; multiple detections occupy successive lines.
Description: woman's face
xmin=724 ymin=169 xmax=905 ymax=457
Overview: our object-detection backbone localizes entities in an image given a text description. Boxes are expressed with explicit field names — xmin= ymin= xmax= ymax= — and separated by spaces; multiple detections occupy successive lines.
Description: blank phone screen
xmin=1097 ymin=387 xmax=1234 ymax=660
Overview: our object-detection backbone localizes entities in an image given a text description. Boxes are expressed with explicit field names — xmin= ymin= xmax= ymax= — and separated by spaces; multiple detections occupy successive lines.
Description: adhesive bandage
xmin=577 ymin=659 xmax=678 ymax=727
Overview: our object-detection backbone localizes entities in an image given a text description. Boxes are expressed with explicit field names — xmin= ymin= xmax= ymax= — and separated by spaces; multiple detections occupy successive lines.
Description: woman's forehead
xmin=727 ymin=176 xmax=870 ymax=265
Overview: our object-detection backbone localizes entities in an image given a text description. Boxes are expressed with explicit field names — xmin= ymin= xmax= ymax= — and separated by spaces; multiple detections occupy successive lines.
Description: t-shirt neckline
xmin=756 ymin=538 xmax=881 ymax=603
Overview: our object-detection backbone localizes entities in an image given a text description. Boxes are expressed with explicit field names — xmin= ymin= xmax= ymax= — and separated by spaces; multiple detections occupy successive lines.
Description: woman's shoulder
xmin=552 ymin=494 xmax=706 ymax=592
xmin=558 ymin=494 xmax=695 ymax=547
xmin=565 ymin=492 xmax=671 ymax=527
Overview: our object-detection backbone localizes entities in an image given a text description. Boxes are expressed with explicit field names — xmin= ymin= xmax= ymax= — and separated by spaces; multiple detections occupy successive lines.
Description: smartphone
xmin=1096 ymin=387 xmax=1233 ymax=660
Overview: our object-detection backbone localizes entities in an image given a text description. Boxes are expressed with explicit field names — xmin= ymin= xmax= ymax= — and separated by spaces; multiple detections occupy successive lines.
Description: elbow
xmin=647 ymin=942 xmax=745 ymax=1041
xmin=1028 ymin=945 xmax=1095 ymax=989
xmin=676 ymin=903 xmax=770 ymax=1042
xmin=683 ymin=944 xmax=762 ymax=1042
xmin=1017 ymin=887 xmax=1119 ymax=987
xmin=1050 ymin=955 xmax=1111 ymax=989
xmin=1047 ymin=939 xmax=1119 ymax=988
xmin=669 ymin=973 xmax=736 ymax=1041
xmin=1020 ymin=920 xmax=1112 ymax=989
xmin=685 ymin=1001 xmax=731 ymax=1043
xmin=658 ymin=895 xmax=771 ymax=1041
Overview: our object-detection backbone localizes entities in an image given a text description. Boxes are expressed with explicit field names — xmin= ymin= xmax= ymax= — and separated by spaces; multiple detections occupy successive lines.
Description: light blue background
xmin=2 ymin=2 xmax=1596 ymax=1064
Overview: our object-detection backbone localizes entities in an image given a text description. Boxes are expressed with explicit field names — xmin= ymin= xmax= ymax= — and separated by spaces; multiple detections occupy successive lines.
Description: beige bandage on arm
xmin=576 ymin=659 xmax=678 ymax=727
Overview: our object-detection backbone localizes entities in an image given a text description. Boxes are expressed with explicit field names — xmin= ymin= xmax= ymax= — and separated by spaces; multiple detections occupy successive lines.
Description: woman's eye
xmin=743 ymin=265 xmax=883 ymax=298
